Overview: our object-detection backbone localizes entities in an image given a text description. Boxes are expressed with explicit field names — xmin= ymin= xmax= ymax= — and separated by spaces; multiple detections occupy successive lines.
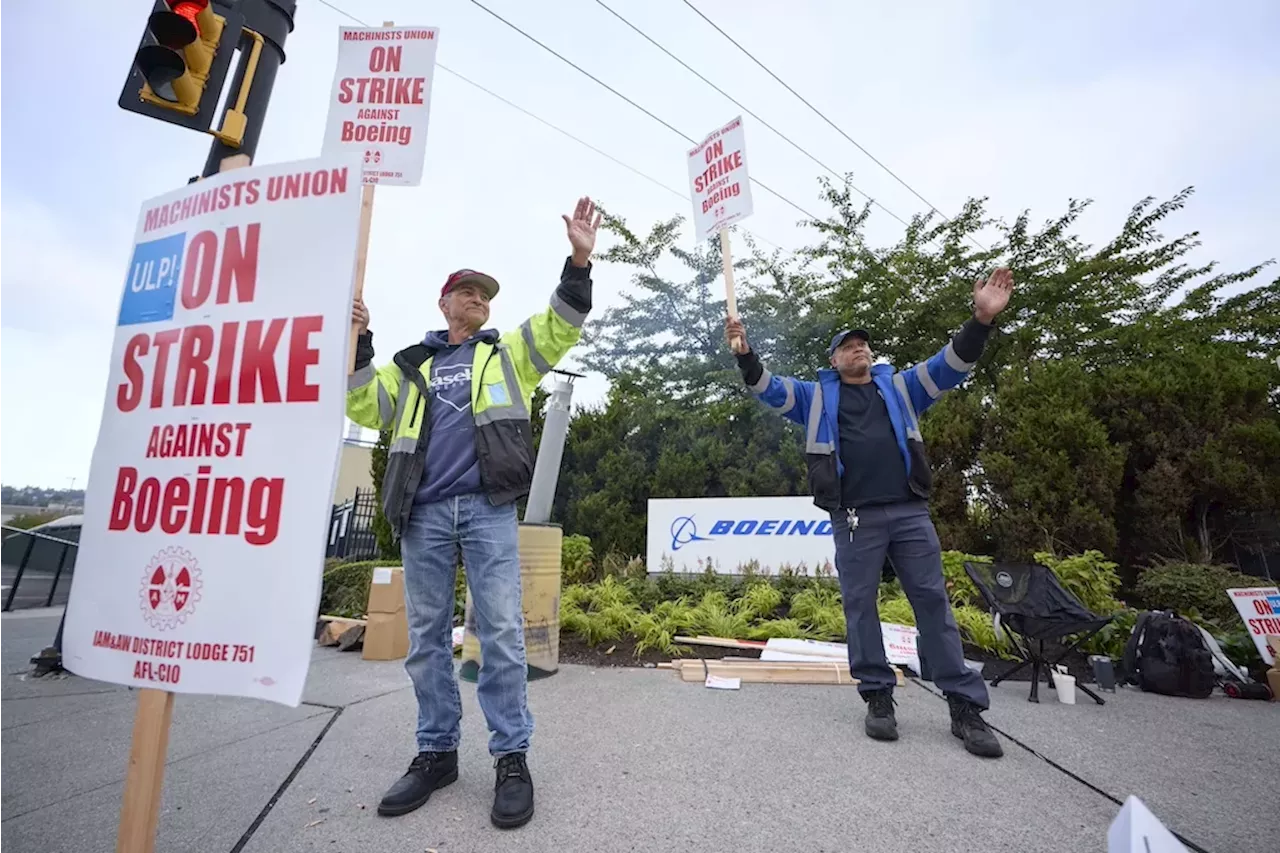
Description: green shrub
xmin=789 ymin=586 xmax=845 ymax=640
xmin=877 ymin=595 xmax=916 ymax=627
xmin=735 ymin=582 xmax=783 ymax=620
xmin=953 ymin=605 xmax=1013 ymax=657
xmin=747 ymin=618 xmax=818 ymax=640
xmin=1135 ymin=561 xmax=1259 ymax=625
xmin=941 ymin=551 xmax=988 ymax=606
xmin=1083 ymin=606 xmax=1139 ymax=659
xmin=561 ymin=534 xmax=595 ymax=584
xmin=1035 ymin=550 xmax=1124 ymax=615
xmin=318 ymin=558 xmax=403 ymax=618
xmin=690 ymin=591 xmax=751 ymax=639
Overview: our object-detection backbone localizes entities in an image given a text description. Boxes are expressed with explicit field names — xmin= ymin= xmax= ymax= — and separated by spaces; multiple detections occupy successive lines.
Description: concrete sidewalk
xmin=3 ymin=610 xmax=1276 ymax=852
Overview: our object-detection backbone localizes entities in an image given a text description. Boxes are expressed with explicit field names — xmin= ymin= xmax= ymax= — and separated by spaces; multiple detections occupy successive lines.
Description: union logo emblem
xmin=139 ymin=547 xmax=203 ymax=631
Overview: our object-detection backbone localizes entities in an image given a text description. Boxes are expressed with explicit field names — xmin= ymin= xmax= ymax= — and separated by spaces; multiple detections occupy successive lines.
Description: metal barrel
xmin=459 ymin=522 xmax=562 ymax=682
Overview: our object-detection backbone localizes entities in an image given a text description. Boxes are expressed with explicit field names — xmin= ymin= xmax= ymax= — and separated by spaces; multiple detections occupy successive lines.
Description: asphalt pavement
xmin=3 ymin=609 xmax=1276 ymax=853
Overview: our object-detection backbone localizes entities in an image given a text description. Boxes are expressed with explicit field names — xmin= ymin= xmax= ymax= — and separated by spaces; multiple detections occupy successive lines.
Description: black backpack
xmin=1121 ymin=611 xmax=1217 ymax=698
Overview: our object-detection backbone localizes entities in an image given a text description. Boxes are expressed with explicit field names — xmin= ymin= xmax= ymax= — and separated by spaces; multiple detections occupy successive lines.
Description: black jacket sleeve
xmin=951 ymin=315 xmax=995 ymax=364
xmin=555 ymin=257 xmax=593 ymax=316
xmin=354 ymin=330 xmax=376 ymax=371
xmin=735 ymin=349 xmax=765 ymax=388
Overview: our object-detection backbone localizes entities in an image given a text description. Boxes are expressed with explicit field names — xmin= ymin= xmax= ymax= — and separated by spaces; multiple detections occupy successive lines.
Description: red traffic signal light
xmin=134 ymin=0 xmax=223 ymax=111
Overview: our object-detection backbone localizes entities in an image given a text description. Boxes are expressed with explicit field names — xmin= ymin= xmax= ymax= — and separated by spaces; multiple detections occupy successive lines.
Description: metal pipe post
xmin=523 ymin=371 xmax=579 ymax=524
xmin=201 ymin=0 xmax=297 ymax=177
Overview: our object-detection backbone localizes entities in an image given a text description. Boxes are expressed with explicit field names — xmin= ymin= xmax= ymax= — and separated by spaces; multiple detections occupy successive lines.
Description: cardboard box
xmin=362 ymin=567 xmax=409 ymax=661
xmin=1265 ymin=634 xmax=1280 ymax=664
xmin=1267 ymin=668 xmax=1280 ymax=702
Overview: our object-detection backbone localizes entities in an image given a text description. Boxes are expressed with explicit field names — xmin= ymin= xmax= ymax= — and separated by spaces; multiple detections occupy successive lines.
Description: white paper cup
xmin=1055 ymin=672 xmax=1077 ymax=704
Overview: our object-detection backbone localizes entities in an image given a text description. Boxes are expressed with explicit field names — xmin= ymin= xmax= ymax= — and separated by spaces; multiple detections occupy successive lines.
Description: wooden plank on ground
xmin=669 ymin=658 xmax=904 ymax=687
xmin=673 ymin=635 xmax=767 ymax=650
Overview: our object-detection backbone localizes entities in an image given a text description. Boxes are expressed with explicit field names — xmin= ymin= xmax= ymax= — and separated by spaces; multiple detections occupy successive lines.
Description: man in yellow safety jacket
xmin=346 ymin=197 xmax=602 ymax=829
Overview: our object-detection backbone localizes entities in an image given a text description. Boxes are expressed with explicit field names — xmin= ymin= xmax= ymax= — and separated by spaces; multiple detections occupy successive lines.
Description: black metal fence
xmin=2 ymin=526 xmax=79 ymax=611
xmin=326 ymin=487 xmax=379 ymax=562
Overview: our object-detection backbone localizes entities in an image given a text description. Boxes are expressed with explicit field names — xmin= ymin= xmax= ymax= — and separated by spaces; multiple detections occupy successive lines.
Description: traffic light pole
xmin=200 ymin=0 xmax=296 ymax=177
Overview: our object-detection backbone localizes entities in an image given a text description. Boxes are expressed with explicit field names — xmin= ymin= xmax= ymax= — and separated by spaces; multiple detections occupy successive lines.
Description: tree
xmin=370 ymin=428 xmax=398 ymax=560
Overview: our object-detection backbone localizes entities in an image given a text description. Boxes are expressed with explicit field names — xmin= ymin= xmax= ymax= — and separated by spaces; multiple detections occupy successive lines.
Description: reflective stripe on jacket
xmin=740 ymin=318 xmax=991 ymax=510
xmin=346 ymin=258 xmax=591 ymax=538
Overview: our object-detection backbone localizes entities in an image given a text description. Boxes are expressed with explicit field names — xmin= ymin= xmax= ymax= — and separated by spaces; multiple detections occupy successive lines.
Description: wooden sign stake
xmin=115 ymin=689 xmax=176 ymax=853
xmin=114 ymin=152 xmax=251 ymax=853
xmin=720 ymin=227 xmax=744 ymax=354
xmin=348 ymin=20 xmax=395 ymax=375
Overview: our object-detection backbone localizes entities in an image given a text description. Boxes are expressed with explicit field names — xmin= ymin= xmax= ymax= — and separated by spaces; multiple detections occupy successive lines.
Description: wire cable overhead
xmin=679 ymin=0 xmax=987 ymax=251
xmin=591 ymin=0 xmax=911 ymax=230
xmin=463 ymin=0 xmax=821 ymax=224
xmin=316 ymin=0 xmax=787 ymax=250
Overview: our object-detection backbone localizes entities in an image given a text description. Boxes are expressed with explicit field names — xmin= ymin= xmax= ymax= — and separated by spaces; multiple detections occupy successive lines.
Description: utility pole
xmin=201 ymin=0 xmax=296 ymax=176
xmin=523 ymin=370 xmax=582 ymax=524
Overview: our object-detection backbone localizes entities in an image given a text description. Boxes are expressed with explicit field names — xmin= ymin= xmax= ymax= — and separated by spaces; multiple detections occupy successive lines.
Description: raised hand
xmin=563 ymin=196 xmax=603 ymax=266
xmin=973 ymin=267 xmax=1014 ymax=324
xmin=725 ymin=315 xmax=749 ymax=354
xmin=352 ymin=296 xmax=370 ymax=333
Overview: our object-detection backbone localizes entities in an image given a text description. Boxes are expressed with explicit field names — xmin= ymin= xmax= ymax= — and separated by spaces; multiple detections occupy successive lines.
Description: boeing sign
xmin=669 ymin=514 xmax=833 ymax=551
xmin=649 ymin=497 xmax=836 ymax=575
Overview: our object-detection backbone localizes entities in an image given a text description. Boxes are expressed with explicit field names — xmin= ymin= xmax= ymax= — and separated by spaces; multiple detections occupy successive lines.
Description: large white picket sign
xmin=647 ymin=497 xmax=834 ymax=575
xmin=322 ymin=25 xmax=440 ymax=186
xmin=62 ymin=154 xmax=364 ymax=707
xmin=686 ymin=115 xmax=754 ymax=241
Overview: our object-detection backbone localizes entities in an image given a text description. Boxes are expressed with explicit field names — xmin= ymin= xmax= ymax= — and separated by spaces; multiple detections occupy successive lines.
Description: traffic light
xmin=119 ymin=1 xmax=245 ymax=134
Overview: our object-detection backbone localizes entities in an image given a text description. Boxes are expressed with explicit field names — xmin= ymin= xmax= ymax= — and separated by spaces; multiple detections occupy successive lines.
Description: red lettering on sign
xmin=116 ymin=317 xmax=324 ymax=411
xmin=369 ymin=45 xmax=402 ymax=73
xmin=144 ymin=423 xmax=251 ymax=459
xmin=286 ymin=315 xmax=324 ymax=403
xmin=693 ymin=151 xmax=744 ymax=194
xmin=108 ymin=465 xmax=284 ymax=545
xmin=335 ymin=77 xmax=426 ymax=104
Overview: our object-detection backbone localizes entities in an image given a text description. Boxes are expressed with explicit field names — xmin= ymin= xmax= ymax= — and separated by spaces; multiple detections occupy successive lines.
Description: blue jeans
xmin=830 ymin=501 xmax=989 ymax=708
xmin=400 ymin=493 xmax=533 ymax=756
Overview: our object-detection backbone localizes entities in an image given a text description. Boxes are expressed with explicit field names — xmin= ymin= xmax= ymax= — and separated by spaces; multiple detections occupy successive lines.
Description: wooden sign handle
xmin=348 ymin=21 xmax=395 ymax=375
xmin=116 ymin=689 xmax=176 ymax=853
xmin=721 ymin=228 xmax=745 ymax=354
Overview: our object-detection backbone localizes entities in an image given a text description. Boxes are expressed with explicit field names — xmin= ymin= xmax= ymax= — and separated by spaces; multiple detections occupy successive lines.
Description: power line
xmin=590 ymin=0 xmax=912 ymax=231
xmin=679 ymin=0 xmax=987 ymax=252
xmin=313 ymin=0 xmax=783 ymax=250
xmin=463 ymin=0 xmax=822 ymax=224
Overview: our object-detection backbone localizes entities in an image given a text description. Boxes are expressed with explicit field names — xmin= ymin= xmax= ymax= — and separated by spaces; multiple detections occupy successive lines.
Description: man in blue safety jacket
xmin=347 ymin=197 xmax=602 ymax=827
xmin=725 ymin=268 xmax=1015 ymax=758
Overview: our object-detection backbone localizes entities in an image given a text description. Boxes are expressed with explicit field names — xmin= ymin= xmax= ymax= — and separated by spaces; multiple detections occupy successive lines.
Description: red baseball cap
xmin=441 ymin=269 xmax=500 ymax=299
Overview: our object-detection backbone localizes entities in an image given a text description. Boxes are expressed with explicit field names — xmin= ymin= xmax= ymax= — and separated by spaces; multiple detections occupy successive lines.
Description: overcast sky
xmin=2 ymin=0 xmax=1277 ymax=489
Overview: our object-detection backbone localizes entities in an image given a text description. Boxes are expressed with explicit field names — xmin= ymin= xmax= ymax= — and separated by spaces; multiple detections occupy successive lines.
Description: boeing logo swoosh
xmin=669 ymin=516 xmax=712 ymax=551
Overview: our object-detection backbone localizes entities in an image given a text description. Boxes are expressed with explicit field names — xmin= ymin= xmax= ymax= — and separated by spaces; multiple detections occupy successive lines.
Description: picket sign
xmin=66 ymin=138 xmax=365 ymax=849
xmin=320 ymin=20 xmax=441 ymax=372
xmin=113 ymin=153 xmax=250 ymax=853
xmin=347 ymin=21 xmax=392 ymax=374
xmin=687 ymin=116 xmax=754 ymax=354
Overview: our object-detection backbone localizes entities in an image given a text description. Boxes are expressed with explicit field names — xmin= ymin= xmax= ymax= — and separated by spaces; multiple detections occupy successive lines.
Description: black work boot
xmin=491 ymin=752 xmax=535 ymax=829
xmin=862 ymin=688 xmax=899 ymax=741
xmin=947 ymin=695 xmax=1004 ymax=758
xmin=377 ymin=750 xmax=458 ymax=816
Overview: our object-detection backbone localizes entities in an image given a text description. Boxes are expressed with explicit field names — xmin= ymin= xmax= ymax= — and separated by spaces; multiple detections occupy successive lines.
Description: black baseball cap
xmin=828 ymin=328 xmax=870 ymax=354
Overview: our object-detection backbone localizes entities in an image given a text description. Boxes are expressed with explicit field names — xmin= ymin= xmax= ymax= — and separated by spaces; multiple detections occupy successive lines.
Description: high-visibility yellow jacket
xmin=346 ymin=258 xmax=591 ymax=539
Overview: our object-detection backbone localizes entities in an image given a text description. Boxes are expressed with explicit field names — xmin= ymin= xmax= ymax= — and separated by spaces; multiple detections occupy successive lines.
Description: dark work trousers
xmin=830 ymin=500 xmax=990 ymax=708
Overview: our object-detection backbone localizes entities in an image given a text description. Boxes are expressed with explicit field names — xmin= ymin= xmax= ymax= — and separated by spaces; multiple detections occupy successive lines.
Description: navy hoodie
xmin=413 ymin=329 xmax=494 ymax=505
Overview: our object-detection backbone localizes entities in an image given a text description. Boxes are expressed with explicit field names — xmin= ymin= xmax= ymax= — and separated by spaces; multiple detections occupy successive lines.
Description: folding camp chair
xmin=964 ymin=561 xmax=1114 ymax=705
